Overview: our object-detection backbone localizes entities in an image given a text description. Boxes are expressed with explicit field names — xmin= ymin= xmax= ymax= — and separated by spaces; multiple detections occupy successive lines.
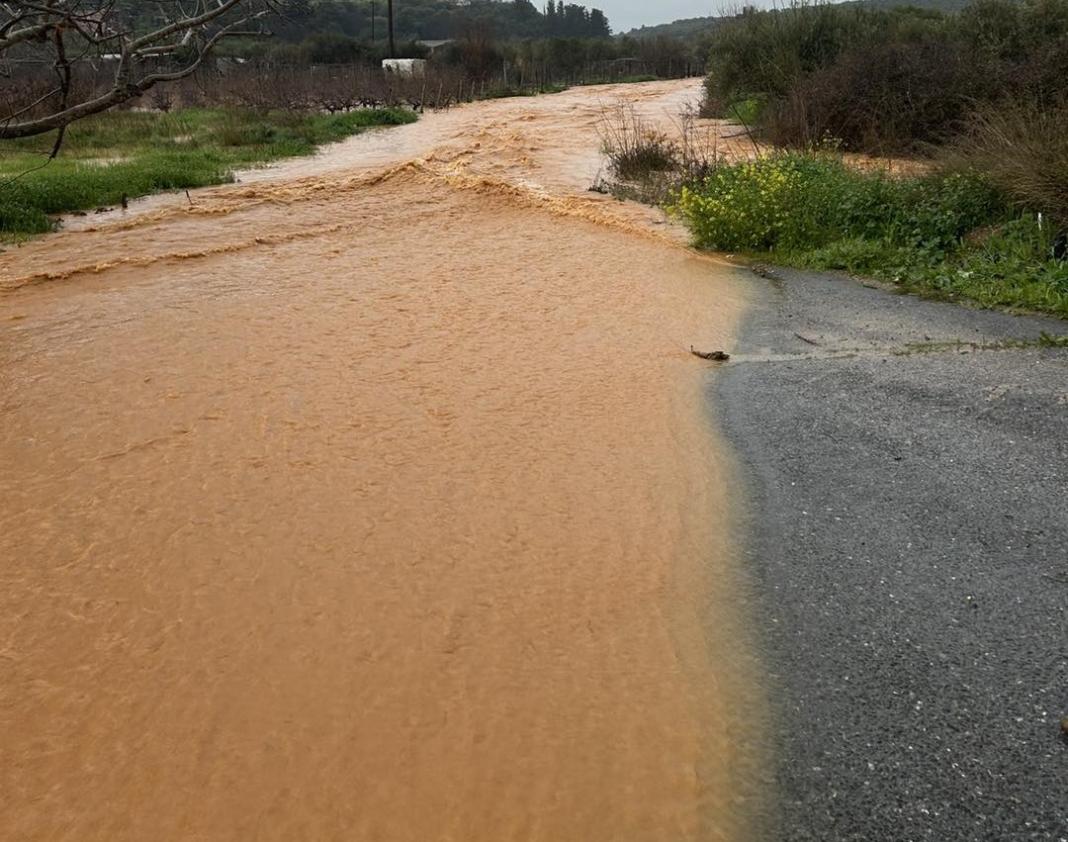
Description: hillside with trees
xmin=274 ymin=0 xmax=612 ymax=42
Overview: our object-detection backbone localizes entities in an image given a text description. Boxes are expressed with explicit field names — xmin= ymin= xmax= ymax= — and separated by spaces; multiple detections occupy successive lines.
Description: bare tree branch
xmin=0 ymin=0 xmax=277 ymax=140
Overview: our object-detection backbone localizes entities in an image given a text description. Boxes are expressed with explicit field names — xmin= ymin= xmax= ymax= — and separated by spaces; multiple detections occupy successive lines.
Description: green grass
xmin=672 ymin=153 xmax=1068 ymax=317
xmin=0 ymin=107 xmax=416 ymax=236
xmin=726 ymin=97 xmax=765 ymax=128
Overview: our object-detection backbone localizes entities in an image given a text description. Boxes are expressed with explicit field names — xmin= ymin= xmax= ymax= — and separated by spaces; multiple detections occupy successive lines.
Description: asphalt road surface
xmin=715 ymin=268 xmax=1068 ymax=841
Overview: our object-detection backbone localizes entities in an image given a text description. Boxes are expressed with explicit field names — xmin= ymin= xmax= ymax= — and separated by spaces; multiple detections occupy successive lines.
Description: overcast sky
xmin=597 ymin=1 xmax=725 ymax=32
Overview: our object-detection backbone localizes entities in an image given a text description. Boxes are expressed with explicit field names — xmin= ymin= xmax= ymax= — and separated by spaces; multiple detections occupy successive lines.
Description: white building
xmin=382 ymin=59 xmax=426 ymax=77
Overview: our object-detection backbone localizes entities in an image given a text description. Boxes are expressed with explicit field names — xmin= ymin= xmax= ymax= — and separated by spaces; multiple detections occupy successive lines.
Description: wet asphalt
xmin=712 ymin=268 xmax=1068 ymax=841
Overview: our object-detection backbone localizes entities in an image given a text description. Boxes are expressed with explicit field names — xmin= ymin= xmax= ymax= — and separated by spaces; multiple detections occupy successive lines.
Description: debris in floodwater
xmin=691 ymin=346 xmax=730 ymax=362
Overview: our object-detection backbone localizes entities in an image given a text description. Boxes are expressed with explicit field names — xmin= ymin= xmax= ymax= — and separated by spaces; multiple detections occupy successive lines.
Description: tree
xmin=0 ymin=1 xmax=283 ymax=144
xmin=589 ymin=9 xmax=610 ymax=38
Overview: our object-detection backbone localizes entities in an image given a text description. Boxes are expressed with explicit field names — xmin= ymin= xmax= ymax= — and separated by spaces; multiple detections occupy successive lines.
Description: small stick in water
xmin=691 ymin=346 xmax=730 ymax=362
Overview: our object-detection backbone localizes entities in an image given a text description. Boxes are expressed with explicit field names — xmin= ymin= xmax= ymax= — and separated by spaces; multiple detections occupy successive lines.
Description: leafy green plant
xmin=673 ymin=152 xmax=1068 ymax=317
xmin=727 ymin=97 xmax=765 ymax=128
xmin=674 ymin=154 xmax=1003 ymax=252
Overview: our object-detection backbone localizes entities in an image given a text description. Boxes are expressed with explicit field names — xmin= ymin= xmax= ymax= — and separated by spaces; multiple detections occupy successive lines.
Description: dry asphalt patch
xmin=713 ymin=267 xmax=1068 ymax=841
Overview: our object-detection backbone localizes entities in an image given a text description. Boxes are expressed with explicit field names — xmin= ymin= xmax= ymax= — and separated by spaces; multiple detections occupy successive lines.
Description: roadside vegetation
xmin=701 ymin=0 xmax=1068 ymax=156
xmin=0 ymin=108 xmax=414 ymax=237
xmin=602 ymin=0 xmax=1068 ymax=318
xmin=674 ymin=155 xmax=1068 ymax=316
xmin=2 ymin=0 xmax=713 ymax=240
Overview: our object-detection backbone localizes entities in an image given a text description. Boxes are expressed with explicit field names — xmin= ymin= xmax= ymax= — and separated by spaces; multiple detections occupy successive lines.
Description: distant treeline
xmin=274 ymin=0 xmax=611 ymax=42
xmin=254 ymin=31 xmax=706 ymax=82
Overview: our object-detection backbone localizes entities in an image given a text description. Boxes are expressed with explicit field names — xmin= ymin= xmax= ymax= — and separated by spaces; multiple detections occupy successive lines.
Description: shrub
xmin=704 ymin=2 xmax=897 ymax=106
xmin=672 ymin=151 xmax=1068 ymax=316
xmin=764 ymin=39 xmax=981 ymax=153
xmin=943 ymin=101 xmax=1068 ymax=229
xmin=607 ymin=133 xmax=679 ymax=181
xmin=723 ymin=97 xmax=765 ymax=129
xmin=673 ymin=154 xmax=1004 ymax=252
xmin=675 ymin=155 xmax=839 ymax=251
xmin=599 ymin=106 xmax=679 ymax=182
xmin=704 ymin=0 xmax=1068 ymax=154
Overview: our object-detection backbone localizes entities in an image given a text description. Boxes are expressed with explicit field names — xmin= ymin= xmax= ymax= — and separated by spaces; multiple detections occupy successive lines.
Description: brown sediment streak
xmin=0 ymin=80 xmax=768 ymax=841
xmin=0 ymin=223 xmax=349 ymax=291
xmin=2 ymin=161 xmax=724 ymax=293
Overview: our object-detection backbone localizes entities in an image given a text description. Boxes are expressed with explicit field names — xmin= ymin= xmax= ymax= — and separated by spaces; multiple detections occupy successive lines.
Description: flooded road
xmin=1 ymin=80 xmax=765 ymax=841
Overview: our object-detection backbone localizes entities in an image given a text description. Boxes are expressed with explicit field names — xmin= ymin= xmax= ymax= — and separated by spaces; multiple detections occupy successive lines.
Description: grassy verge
xmin=0 ymin=107 xmax=416 ymax=237
xmin=672 ymin=154 xmax=1068 ymax=318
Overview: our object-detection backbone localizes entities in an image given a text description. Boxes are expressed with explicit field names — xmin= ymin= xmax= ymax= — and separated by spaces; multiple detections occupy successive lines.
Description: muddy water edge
xmin=0 ymin=81 xmax=773 ymax=841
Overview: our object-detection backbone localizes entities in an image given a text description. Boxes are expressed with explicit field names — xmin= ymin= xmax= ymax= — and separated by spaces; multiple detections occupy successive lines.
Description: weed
xmin=597 ymin=103 xmax=725 ymax=204
xmin=1040 ymin=332 xmax=1068 ymax=348
xmin=672 ymin=153 xmax=1068 ymax=317
xmin=942 ymin=101 xmax=1068 ymax=229
xmin=599 ymin=105 xmax=679 ymax=182
xmin=675 ymin=154 xmax=1002 ymax=252
xmin=727 ymin=97 xmax=765 ymax=129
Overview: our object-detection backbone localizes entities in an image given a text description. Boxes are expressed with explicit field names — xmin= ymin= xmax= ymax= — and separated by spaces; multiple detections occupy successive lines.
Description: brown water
xmin=0 ymin=80 xmax=765 ymax=841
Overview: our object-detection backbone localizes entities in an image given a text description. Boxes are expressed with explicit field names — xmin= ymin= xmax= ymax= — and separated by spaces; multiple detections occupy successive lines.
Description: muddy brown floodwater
xmin=0 ymin=80 xmax=767 ymax=841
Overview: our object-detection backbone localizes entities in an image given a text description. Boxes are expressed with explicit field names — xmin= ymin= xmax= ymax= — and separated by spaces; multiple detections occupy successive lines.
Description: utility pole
xmin=387 ymin=0 xmax=396 ymax=58
xmin=371 ymin=0 xmax=376 ymax=42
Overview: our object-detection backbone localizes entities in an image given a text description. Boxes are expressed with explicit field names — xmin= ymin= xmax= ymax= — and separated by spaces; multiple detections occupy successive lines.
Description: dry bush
xmin=598 ymin=104 xmax=680 ymax=182
xmin=704 ymin=0 xmax=1068 ymax=155
xmin=595 ymin=103 xmax=728 ymax=204
xmin=670 ymin=105 xmax=728 ymax=181
xmin=943 ymin=101 xmax=1068 ymax=228
xmin=149 ymin=86 xmax=175 ymax=113
xmin=1 ymin=64 xmax=117 ymax=124
xmin=765 ymin=40 xmax=982 ymax=154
